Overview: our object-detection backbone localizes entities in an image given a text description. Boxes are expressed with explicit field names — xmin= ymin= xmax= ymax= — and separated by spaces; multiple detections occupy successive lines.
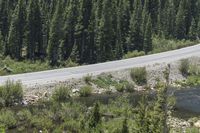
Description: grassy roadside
xmin=0 ymin=39 xmax=199 ymax=76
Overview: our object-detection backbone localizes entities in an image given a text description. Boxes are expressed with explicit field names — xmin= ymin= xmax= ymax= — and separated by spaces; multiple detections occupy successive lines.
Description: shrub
xmin=179 ymin=59 xmax=189 ymax=77
xmin=130 ymin=67 xmax=147 ymax=85
xmin=125 ymin=83 xmax=135 ymax=93
xmin=115 ymin=83 xmax=125 ymax=92
xmin=186 ymin=76 xmax=200 ymax=86
xmin=84 ymin=75 xmax=92 ymax=85
xmin=123 ymin=51 xmax=145 ymax=59
xmin=30 ymin=115 xmax=53 ymax=130
xmin=52 ymin=86 xmax=71 ymax=102
xmin=0 ymin=110 xmax=17 ymax=129
xmin=189 ymin=64 xmax=200 ymax=76
xmin=0 ymin=80 xmax=23 ymax=107
xmin=79 ymin=86 xmax=92 ymax=97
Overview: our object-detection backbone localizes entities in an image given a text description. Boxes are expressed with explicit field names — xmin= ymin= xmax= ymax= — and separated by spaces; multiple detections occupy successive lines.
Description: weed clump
xmin=80 ymin=86 xmax=92 ymax=97
xmin=130 ymin=67 xmax=147 ymax=85
xmin=0 ymin=80 xmax=23 ymax=107
xmin=179 ymin=59 xmax=189 ymax=77
xmin=52 ymin=86 xmax=71 ymax=102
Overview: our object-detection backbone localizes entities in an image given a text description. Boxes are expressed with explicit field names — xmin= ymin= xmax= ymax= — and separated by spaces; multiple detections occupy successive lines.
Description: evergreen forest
xmin=0 ymin=0 xmax=200 ymax=66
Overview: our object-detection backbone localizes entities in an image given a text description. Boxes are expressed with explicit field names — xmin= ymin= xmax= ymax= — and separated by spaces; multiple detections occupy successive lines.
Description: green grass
xmin=152 ymin=37 xmax=198 ymax=54
xmin=130 ymin=67 xmax=147 ymax=85
xmin=0 ymin=80 xmax=23 ymax=107
xmin=79 ymin=85 xmax=93 ymax=97
xmin=92 ymin=75 xmax=118 ymax=89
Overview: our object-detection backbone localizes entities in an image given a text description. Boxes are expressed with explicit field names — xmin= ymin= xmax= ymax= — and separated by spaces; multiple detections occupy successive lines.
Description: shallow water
xmin=75 ymin=87 xmax=200 ymax=119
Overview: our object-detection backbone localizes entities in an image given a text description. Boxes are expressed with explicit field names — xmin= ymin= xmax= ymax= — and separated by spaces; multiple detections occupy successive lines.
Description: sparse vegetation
xmin=92 ymin=75 xmax=118 ymax=89
xmin=52 ymin=86 xmax=71 ymax=102
xmin=79 ymin=85 xmax=93 ymax=97
xmin=84 ymin=75 xmax=92 ymax=85
xmin=130 ymin=67 xmax=147 ymax=85
xmin=0 ymin=80 xmax=23 ymax=107
xmin=123 ymin=51 xmax=145 ymax=59
xmin=179 ymin=59 xmax=189 ymax=77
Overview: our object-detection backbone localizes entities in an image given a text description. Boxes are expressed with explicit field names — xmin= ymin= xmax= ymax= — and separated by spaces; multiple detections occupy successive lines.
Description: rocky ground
xmin=23 ymin=56 xmax=200 ymax=103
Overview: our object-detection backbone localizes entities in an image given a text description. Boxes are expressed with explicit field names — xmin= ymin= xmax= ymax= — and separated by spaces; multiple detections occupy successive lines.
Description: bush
xmin=79 ymin=86 xmax=92 ymax=97
xmin=186 ymin=76 xmax=200 ymax=86
xmin=115 ymin=84 xmax=125 ymax=92
xmin=0 ymin=110 xmax=17 ymax=129
xmin=30 ymin=115 xmax=53 ymax=130
xmin=92 ymin=75 xmax=118 ymax=89
xmin=123 ymin=51 xmax=145 ymax=59
xmin=179 ymin=59 xmax=189 ymax=77
xmin=52 ymin=86 xmax=71 ymax=102
xmin=130 ymin=67 xmax=147 ymax=85
xmin=189 ymin=64 xmax=200 ymax=76
xmin=124 ymin=83 xmax=135 ymax=93
xmin=0 ymin=80 xmax=23 ymax=107
xmin=84 ymin=75 xmax=92 ymax=85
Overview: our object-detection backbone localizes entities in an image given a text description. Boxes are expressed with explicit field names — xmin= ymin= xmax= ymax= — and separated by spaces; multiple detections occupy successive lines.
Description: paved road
xmin=1 ymin=44 xmax=200 ymax=87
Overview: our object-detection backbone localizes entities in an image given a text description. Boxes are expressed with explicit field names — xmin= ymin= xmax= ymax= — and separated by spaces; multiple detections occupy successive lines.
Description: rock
xmin=194 ymin=120 xmax=200 ymax=128
xmin=72 ymin=89 xmax=79 ymax=93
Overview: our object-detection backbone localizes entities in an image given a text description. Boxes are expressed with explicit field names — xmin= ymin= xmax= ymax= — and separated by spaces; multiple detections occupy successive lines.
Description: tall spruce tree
xmin=127 ymin=0 xmax=143 ymax=51
xmin=48 ymin=1 xmax=63 ymax=65
xmin=0 ymin=0 xmax=9 ymax=55
xmin=0 ymin=31 xmax=3 ymax=54
xmin=189 ymin=18 xmax=197 ymax=40
xmin=89 ymin=102 xmax=101 ymax=128
xmin=198 ymin=20 xmax=200 ymax=39
xmin=61 ymin=0 xmax=78 ymax=61
xmin=7 ymin=0 xmax=25 ymax=59
xmin=143 ymin=15 xmax=153 ymax=54
xmin=175 ymin=0 xmax=187 ymax=39
xmin=26 ymin=0 xmax=43 ymax=59
xmin=97 ymin=0 xmax=115 ymax=62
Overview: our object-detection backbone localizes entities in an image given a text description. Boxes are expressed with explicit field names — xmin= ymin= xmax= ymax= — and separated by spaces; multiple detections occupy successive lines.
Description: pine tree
xmin=127 ymin=0 xmax=143 ymax=51
xmin=151 ymin=83 xmax=169 ymax=133
xmin=48 ymin=1 xmax=63 ymax=65
xmin=61 ymin=0 xmax=78 ymax=61
xmin=97 ymin=0 xmax=115 ymax=62
xmin=198 ymin=20 xmax=200 ymax=39
xmin=0 ymin=0 xmax=9 ymax=55
xmin=143 ymin=15 xmax=153 ymax=54
xmin=89 ymin=102 xmax=101 ymax=128
xmin=26 ymin=0 xmax=43 ymax=59
xmin=189 ymin=18 xmax=197 ymax=40
xmin=175 ymin=0 xmax=187 ymax=39
xmin=7 ymin=0 xmax=25 ymax=59
xmin=121 ymin=118 xmax=129 ymax=133
xmin=0 ymin=31 xmax=4 ymax=54
xmin=119 ymin=0 xmax=130 ymax=54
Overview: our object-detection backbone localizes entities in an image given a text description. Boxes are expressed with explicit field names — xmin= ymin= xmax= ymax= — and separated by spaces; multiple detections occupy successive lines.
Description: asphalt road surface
xmin=1 ymin=44 xmax=200 ymax=87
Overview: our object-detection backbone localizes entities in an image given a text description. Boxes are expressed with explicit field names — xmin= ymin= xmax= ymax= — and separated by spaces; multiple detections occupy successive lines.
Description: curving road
xmin=0 ymin=44 xmax=200 ymax=87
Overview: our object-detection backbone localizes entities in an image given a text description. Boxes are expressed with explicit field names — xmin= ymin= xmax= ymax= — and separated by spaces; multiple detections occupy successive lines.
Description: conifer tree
xmin=26 ymin=0 xmax=43 ymax=59
xmin=151 ymin=83 xmax=169 ymax=133
xmin=189 ymin=18 xmax=197 ymax=40
xmin=143 ymin=15 xmax=153 ymax=54
xmin=89 ymin=102 xmax=101 ymax=128
xmin=8 ymin=0 xmax=25 ymax=59
xmin=0 ymin=0 xmax=9 ymax=55
xmin=97 ymin=0 xmax=115 ymax=62
xmin=121 ymin=118 xmax=129 ymax=133
xmin=198 ymin=20 xmax=200 ymax=39
xmin=127 ymin=0 xmax=143 ymax=51
xmin=61 ymin=0 xmax=78 ymax=61
xmin=0 ymin=31 xmax=4 ymax=54
xmin=48 ymin=1 xmax=63 ymax=65
xmin=175 ymin=0 xmax=187 ymax=39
